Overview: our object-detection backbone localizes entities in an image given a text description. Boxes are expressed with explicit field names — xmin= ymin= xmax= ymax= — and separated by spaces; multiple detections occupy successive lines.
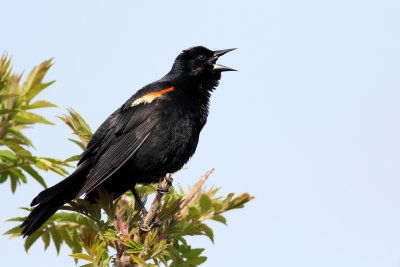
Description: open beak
xmin=211 ymin=48 xmax=237 ymax=72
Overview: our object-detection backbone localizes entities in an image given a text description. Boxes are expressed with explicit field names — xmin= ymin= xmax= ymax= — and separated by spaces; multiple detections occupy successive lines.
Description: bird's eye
xmin=197 ymin=55 xmax=206 ymax=61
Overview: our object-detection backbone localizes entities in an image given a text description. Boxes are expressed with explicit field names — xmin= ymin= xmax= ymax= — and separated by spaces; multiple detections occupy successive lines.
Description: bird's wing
xmin=76 ymin=83 xmax=175 ymax=197
xmin=78 ymin=81 xmax=173 ymax=165
xmin=78 ymin=108 xmax=120 ymax=165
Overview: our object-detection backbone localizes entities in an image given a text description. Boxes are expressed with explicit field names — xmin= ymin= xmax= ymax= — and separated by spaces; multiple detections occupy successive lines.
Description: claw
xmin=152 ymin=216 xmax=163 ymax=227
xmin=138 ymin=215 xmax=163 ymax=233
xmin=157 ymin=187 xmax=171 ymax=195
xmin=138 ymin=221 xmax=150 ymax=233
xmin=157 ymin=174 xmax=173 ymax=195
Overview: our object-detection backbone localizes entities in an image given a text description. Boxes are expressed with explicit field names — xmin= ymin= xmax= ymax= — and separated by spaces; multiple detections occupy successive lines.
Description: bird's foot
xmin=157 ymin=173 xmax=173 ymax=195
xmin=138 ymin=173 xmax=173 ymax=233
xmin=138 ymin=215 xmax=163 ymax=233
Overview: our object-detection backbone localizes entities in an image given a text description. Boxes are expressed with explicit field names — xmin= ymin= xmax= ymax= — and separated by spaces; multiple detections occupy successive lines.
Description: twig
xmin=178 ymin=168 xmax=214 ymax=217
xmin=140 ymin=173 xmax=173 ymax=232
xmin=0 ymin=162 xmax=30 ymax=172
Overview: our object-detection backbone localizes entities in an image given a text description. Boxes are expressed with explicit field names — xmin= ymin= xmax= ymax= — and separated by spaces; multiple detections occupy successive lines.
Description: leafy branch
xmin=0 ymin=53 xmax=71 ymax=192
xmin=6 ymin=172 xmax=254 ymax=266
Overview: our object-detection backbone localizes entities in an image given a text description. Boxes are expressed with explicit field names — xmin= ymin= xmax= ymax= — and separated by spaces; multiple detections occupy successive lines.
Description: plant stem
xmin=178 ymin=168 xmax=214 ymax=218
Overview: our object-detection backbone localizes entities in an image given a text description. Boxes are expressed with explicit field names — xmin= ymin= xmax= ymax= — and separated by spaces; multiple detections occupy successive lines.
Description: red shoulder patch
xmin=131 ymin=87 xmax=174 ymax=107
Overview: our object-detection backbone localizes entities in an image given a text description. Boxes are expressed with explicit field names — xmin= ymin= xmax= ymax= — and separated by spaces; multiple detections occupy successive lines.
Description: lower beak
xmin=212 ymin=48 xmax=237 ymax=72
xmin=213 ymin=64 xmax=236 ymax=72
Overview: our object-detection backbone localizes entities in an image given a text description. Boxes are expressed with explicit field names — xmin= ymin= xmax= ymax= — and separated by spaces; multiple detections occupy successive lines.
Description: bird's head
xmin=170 ymin=46 xmax=236 ymax=85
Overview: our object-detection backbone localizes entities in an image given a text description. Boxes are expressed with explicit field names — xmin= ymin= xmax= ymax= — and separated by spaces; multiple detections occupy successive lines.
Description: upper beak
xmin=211 ymin=48 xmax=237 ymax=72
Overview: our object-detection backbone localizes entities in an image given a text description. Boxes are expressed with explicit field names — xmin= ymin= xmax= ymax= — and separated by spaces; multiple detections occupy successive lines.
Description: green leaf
xmin=0 ymin=172 xmax=8 ymax=183
xmin=103 ymin=229 xmax=118 ymax=241
xmin=151 ymin=239 xmax=169 ymax=258
xmin=210 ymin=214 xmax=227 ymax=225
xmin=58 ymin=108 xmax=92 ymax=148
xmin=19 ymin=207 xmax=33 ymax=211
xmin=65 ymin=154 xmax=81 ymax=162
xmin=0 ymin=150 xmax=17 ymax=160
xmin=58 ymin=227 xmax=74 ymax=248
xmin=201 ymin=224 xmax=214 ymax=243
xmin=9 ymin=168 xmax=27 ymax=183
xmin=23 ymin=58 xmax=54 ymax=101
xmin=131 ymin=255 xmax=148 ymax=266
xmin=10 ymin=173 xmax=18 ymax=193
xmin=68 ymin=139 xmax=86 ymax=150
xmin=101 ymin=256 xmax=112 ymax=267
xmin=24 ymin=230 xmax=42 ymax=252
xmin=79 ymin=264 xmax=98 ymax=267
xmin=3 ymin=225 xmax=22 ymax=237
xmin=34 ymin=158 xmax=51 ymax=170
xmin=5 ymin=142 xmax=32 ymax=157
xmin=0 ymin=108 xmax=17 ymax=115
xmin=42 ymin=231 xmax=50 ymax=250
xmin=34 ymin=158 xmax=69 ymax=175
xmin=50 ymin=228 xmax=63 ymax=254
xmin=21 ymin=100 xmax=57 ymax=109
xmin=188 ymin=206 xmax=201 ymax=220
xmin=188 ymin=256 xmax=207 ymax=265
xmin=222 ymin=193 xmax=235 ymax=210
xmin=199 ymin=194 xmax=213 ymax=215
xmin=124 ymin=240 xmax=143 ymax=250
xmin=185 ymin=248 xmax=204 ymax=259
xmin=6 ymin=216 xmax=26 ymax=222
xmin=69 ymin=253 xmax=94 ymax=262
xmin=20 ymin=165 xmax=47 ymax=188
xmin=15 ymin=112 xmax=54 ymax=125
xmin=7 ymin=128 xmax=34 ymax=147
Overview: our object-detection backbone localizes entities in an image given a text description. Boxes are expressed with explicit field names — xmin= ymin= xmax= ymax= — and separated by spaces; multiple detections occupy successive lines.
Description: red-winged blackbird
xmin=21 ymin=46 xmax=236 ymax=236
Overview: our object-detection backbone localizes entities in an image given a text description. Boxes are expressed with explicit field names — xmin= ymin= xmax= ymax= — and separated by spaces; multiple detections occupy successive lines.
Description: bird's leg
xmin=130 ymin=187 xmax=148 ymax=216
xmin=139 ymin=173 xmax=173 ymax=233
xmin=157 ymin=173 xmax=173 ymax=195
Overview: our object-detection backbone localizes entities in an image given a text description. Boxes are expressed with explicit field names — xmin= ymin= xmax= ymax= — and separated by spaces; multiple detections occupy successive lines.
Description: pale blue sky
xmin=1 ymin=0 xmax=400 ymax=266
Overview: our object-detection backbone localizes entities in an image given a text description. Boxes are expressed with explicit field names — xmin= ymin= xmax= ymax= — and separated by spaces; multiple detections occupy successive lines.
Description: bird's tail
xmin=21 ymin=161 xmax=90 ymax=237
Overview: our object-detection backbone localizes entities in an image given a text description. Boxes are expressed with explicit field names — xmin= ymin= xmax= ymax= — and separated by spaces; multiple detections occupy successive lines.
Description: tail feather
xmin=30 ymin=161 xmax=90 ymax=206
xmin=21 ymin=199 xmax=63 ymax=237
xmin=21 ymin=161 xmax=91 ymax=237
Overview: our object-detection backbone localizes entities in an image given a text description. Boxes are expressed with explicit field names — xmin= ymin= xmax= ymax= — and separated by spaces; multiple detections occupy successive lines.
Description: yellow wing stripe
xmin=131 ymin=86 xmax=175 ymax=107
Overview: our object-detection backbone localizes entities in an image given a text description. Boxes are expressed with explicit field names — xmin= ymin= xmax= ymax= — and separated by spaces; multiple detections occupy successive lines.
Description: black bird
xmin=21 ymin=46 xmax=236 ymax=237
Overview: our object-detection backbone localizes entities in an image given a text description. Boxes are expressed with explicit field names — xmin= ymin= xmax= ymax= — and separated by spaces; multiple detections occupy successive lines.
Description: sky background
xmin=1 ymin=0 xmax=400 ymax=266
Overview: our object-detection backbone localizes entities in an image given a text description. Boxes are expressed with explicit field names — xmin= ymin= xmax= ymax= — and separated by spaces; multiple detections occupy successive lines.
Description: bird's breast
xmin=128 ymin=108 xmax=202 ymax=180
